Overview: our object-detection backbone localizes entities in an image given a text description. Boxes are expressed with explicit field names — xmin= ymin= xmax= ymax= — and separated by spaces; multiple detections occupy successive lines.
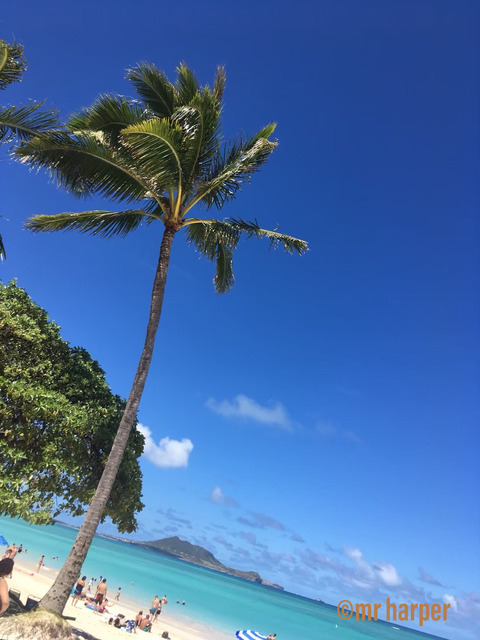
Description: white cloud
xmin=443 ymin=594 xmax=458 ymax=612
xmin=210 ymin=486 xmax=238 ymax=507
xmin=344 ymin=547 xmax=363 ymax=561
xmin=206 ymin=394 xmax=291 ymax=430
xmin=374 ymin=562 xmax=402 ymax=587
xmin=137 ymin=424 xmax=193 ymax=468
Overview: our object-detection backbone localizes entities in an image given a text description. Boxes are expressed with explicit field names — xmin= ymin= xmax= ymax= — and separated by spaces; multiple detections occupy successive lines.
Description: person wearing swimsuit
xmin=71 ymin=575 xmax=87 ymax=607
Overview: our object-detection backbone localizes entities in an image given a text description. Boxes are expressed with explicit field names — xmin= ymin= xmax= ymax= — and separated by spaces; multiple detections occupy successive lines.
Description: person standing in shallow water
xmin=0 ymin=558 xmax=14 ymax=614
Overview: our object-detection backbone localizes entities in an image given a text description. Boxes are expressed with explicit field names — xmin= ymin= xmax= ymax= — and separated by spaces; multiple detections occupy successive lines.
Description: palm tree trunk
xmin=38 ymin=225 xmax=176 ymax=614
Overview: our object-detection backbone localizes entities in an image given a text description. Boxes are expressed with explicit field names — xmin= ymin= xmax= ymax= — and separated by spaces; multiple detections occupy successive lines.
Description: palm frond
xmin=0 ymin=232 xmax=6 ymax=261
xmin=184 ymin=217 xmax=307 ymax=292
xmin=121 ymin=119 xmax=183 ymax=193
xmin=227 ymin=217 xmax=309 ymax=254
xmin=15 ymin=132 xmax=151 ymax=203
xmin=212 ymin=65 xmax=226 ymax=102
xmin=127 ymin=63 xmax=177 ymax=118
xmin=184 ymin=219 xmax=239 ymax=293
xmin=175 ymin=63 xmax=200 ymax=104
xmin=68 ymin=94 xmax=149 ymax=145
xmin=0 ymin=101 xmax=59 ymax=145
xmin=187 ymin=125 xmax=277 ymax=211
xmin=172 ymin=95 xmax=222 ymax=193
xmin=0 ymin=40 xmax=26 ymax=90
xmin=213 ymin=243 xmax=234 ymax=293
xmin=25 ymin=209 xmax=152 ymax=238
xmin=185 ymin=219 xmax=240 ymax=255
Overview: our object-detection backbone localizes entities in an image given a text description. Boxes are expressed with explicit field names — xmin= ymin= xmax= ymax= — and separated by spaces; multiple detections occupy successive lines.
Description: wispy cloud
xmin=315 ymin=422 xmax=361 ymax=444
xmin=291 ymin=533 xmax=305 ymax=543
xmin=206 ymin=395 xmax=292 ymax=430
xmin=137 ymin=424 xmax=193 ymax=468
xmin=239 ymin=531 xmax=268 ymax=549
xmin=210 ymin=486 xmax=238 ymax=507
xmin=213 ymin=535 xmax=235 ymax=551
xmin=155 ymin=508 xmax=192 ymax=528
xmin=419 ymin=567 xmax=446 ymax=587
xmin=237 ymin=511 xmax=285 ymax=531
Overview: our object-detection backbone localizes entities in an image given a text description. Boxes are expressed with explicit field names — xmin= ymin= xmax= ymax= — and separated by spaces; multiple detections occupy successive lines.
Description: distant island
xmin=132 ymin=536 xmax=284 ymax=590
xmin=54 ymin=522 xmax=283 ymax=590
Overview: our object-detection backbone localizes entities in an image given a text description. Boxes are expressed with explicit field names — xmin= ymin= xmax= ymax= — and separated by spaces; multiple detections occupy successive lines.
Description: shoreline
xmin=5 ymin=558 xmax=231 ymax=640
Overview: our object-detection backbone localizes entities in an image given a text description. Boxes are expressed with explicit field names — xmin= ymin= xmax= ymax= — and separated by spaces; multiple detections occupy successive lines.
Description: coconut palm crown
xmin=19 ymin=62 xmax=307 ymax=287
xmin=14 ymin=63 xmax=307 ymax=615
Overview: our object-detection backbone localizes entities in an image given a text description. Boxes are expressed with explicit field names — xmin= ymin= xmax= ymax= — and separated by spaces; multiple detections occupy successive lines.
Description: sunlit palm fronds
xmin=126 ymin=63 xmax=177 ymax=118
xmin=17 ymin=62 xmax=307 ymax=287
xmin=17 ymin=132 xmax=152 ymax=203
xmin=25 ymin=209 xmax=153 ymax=238
xmin=0 ymin=40 xmax=26 ymax=91
xmin=226 ymin=217 xmax=309 ymax=254
xmin=184 ymin=217 xmax=308 ymax=292
xmin=0 ymin=102 xmax=58 ymax=144
xmin=68 ymin=94 xmax=149 ymax=145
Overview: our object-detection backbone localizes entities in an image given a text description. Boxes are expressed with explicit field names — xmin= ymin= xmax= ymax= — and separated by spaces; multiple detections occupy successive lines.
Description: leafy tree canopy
xmin=0 ymin=280 xmax=145 ymax=531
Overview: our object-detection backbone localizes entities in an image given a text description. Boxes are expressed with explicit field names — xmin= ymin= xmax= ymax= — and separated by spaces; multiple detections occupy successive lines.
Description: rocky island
xmin=133 ymin=536 xmax=284 ymax=590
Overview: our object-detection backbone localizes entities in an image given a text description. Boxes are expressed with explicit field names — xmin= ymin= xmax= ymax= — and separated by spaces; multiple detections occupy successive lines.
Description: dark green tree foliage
xmin=0 ymin=281 xmax=144 ymax=531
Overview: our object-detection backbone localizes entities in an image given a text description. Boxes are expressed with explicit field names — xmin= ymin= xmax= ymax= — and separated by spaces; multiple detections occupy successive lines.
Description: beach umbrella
xmin=236 ymin=632 xmax=268 ymax=640
xmin=0 ymin=535 xmax=8 ymax=546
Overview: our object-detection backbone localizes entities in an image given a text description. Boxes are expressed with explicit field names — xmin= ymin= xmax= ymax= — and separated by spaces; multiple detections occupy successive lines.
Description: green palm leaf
xmin=0 ymin=101 xmax=59 ymax=144
xmin=172 ymin=97 xmax=221 ymax=193
xmin=68 ymin=94 xmax=149 ymax=145
xmin=187 ymin=124 xmax=277 ymax=211
xmin=16 ymin=132 xmax=152 ymax=203
xmin=226 ymin=217 xmax=309 ymax=254
xmin=213 ymin=243 xmax=234 ymax=293
xmin=121 ymin=119 xmax=184 ymax=194
xmin=184 ymin=220 xmax=239 ymax=293
xmin=25 ymin=209 xmax=151 ymax=238
xmin=175 ymin=63 xmax=200 ymax=104
xmin=127 ymin=63 xmax=177 ymax=118
xmin=185 ymin=217 xmax=308 ymax=292
xmin=0 ymin=40 xmax=26 ymax=91
xmin=212 ymin=66 xmax=226 ymax=102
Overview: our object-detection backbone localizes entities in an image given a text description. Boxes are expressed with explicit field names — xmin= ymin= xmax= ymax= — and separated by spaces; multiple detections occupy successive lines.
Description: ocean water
xmin=0 ymin=517 xmax=447 ymax=640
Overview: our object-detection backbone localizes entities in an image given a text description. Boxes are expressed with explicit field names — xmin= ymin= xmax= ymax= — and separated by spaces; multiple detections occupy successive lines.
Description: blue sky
xmin=1 ymin=1 xmax=479 ymax=639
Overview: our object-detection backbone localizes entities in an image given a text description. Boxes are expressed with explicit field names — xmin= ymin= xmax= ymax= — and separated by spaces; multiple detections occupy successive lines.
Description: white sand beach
xmin=3 ymin=559 xmax=229 ymax=640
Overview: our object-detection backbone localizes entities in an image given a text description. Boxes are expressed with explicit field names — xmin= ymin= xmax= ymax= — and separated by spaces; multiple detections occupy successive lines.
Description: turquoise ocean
xmin=0 ymin=517 xmax=448 ymax=640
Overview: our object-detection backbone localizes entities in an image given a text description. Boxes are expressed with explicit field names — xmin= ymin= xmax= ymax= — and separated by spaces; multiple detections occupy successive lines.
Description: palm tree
xmin=16 ymin=62 xmax=308 ymax=614
xmin=0 ymin=39 xmax=58 ymax=260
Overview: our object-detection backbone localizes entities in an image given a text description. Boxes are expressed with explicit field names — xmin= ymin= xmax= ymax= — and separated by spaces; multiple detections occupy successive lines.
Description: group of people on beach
xmin=70 ymin=575 xmax=137 ymax=631
xmin=70 ymin=573 xmax=171 ymax=634
xmin=132 ymin=594 xmax=168 ymax=632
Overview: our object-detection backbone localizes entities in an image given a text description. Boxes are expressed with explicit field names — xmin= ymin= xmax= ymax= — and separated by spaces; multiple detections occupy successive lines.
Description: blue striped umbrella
xmin=0 ymin=535 xmax=8 ymax=546
xmin=236 ymin=632 xmax=268 ymax=640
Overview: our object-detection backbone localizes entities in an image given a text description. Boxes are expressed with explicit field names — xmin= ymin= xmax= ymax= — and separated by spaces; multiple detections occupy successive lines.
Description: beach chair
xmin=8 ymin=588 xmax=21 ymax=599
xmin=25 ymin=595 xmax=40 ymax=611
